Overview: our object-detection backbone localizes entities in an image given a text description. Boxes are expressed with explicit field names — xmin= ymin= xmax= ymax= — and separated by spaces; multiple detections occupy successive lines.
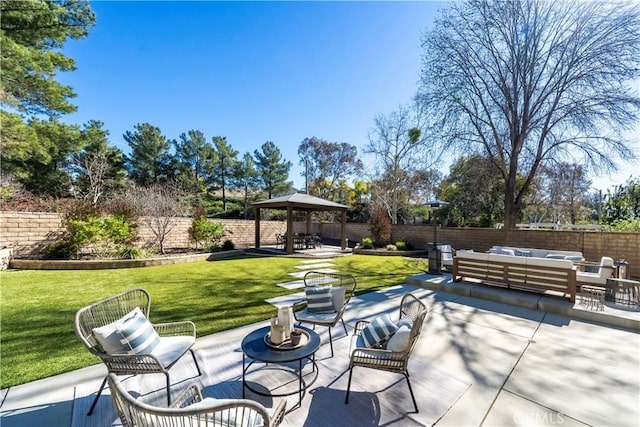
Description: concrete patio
xmin=1 ymin=275 xmax=639 ymax=426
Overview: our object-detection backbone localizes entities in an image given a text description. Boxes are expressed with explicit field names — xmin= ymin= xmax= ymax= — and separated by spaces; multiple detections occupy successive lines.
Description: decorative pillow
xmin=361 ymin=314 xmax=398 ymax=348
xmin=117 ymin=307 xmax=161 ymax=355
xmin=386 ymin=325 xmax=412 ymax=352
xmin=305 ymin=286 xmax=335 ymax=313
xmin=514 ymin=249 xmax=532 ymax=257
xmin=397 ymin=315 xmax=414 ymax=329
xmin=92 ymin=309 xmax=139 ymax=354
xmin=331 ymin=286 xmax=346 ymax=311
xmin=564 ymin=255 xmax=584 ymax=262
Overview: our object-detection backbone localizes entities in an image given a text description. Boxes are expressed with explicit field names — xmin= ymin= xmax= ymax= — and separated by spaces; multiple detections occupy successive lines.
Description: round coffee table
xmin=241 ymin=325 xmax=320 ymax=408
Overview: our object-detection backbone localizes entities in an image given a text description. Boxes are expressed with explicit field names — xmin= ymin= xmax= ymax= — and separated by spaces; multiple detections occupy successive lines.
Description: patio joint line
xmin=478 ymin=315 xmax=546 ymax=426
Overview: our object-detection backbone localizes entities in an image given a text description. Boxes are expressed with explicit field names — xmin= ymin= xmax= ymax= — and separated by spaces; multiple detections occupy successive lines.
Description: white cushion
xmin=294 ymin=309 xmax=339 ymax=324
xmin=151 ymin=335 xmax=196 ymax=367
xmin=117 ymin=307 xmax=161 ymax=355
xmin=92 ymin=308 xmax=139 ymax=354
xmin=331 ymin=286 xmax=346 ymax=311
xmin=457 ymin=251 xmax=490 ymax=261
xmin=386 ymin=325 xmax=412 ymax=352
xmin=361 ymin=314 xmax=398 ymax=348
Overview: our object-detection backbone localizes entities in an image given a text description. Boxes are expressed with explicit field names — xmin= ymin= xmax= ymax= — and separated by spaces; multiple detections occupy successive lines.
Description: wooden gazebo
xmin=253 ymin=193 xmax=349 ymax=254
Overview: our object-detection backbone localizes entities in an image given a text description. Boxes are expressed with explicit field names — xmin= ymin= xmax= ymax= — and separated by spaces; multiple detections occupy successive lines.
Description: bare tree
xmin=365 ymin=104 xmax=436 ymax=224
xmin=137 ymin=182 xmax=189 ymax=254
xmin=298 ymin=137 xmax=362 ymax=200
xmin=418 ymin=0 xmax=640 ymax=229
xmin=538 ymin=163 xmax=592 ymax=224
xmin=71 ymin=148 xmax=110 ymax=206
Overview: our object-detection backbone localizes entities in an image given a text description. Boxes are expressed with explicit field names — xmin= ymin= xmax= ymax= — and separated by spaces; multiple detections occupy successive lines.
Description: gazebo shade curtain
xmin=253 ymin=193 xmax=349 ymax=254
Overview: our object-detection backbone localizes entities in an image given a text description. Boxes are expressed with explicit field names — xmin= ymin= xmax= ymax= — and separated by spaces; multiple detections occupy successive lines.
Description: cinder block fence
xmin=1 ymin=211 xmax=637 ymax=278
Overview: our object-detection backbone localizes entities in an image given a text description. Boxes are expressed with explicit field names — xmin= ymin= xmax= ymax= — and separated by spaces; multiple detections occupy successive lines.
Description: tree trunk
xmin=503 ymin=176 xmax=519 ymax=229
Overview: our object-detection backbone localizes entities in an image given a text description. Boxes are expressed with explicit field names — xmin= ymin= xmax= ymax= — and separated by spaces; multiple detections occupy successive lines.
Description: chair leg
xmin=341 ymin=318 xmax=348 ymax=335
xmin=190 ymin=348 xmax=202 ymax=376
xmin=87 ymin=376 xmax=108 ymax=416
xmin=165 ymin=372 xmax=171 ymax=406
xmin=345 ymin=367 xmax=354 ymax=404
xmin=328 ymin=327 xmax=334 ymax=358
xmin=404 ymin=372 xmax=419 ymax=413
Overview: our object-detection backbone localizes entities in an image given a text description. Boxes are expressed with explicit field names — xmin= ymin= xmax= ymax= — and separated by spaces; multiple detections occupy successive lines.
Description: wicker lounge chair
xmin=74 ymin=288 xmax=202 ymax=415
xmin=293 ymin=271 xmax=357 ymax=357
xmin=107 ymin=373 xmax=286 ymax=427
xmin=345 ymin=293 xmax=428 ymax=412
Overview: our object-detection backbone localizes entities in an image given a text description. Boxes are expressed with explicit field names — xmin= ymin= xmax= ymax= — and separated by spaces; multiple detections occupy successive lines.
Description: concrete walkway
xmin=1 ymin=276 xmax=639 ymax=426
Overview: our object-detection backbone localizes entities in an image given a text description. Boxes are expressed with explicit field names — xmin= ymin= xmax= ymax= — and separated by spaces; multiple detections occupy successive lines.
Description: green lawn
xmin=0 ymin=254 xmax=425 ymax=388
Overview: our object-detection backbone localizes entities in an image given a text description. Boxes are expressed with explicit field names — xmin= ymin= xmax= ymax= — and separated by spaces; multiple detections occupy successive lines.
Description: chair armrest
xmin=171 ymin=384 xmax=203 ymax=408
xmin=292 ymin=298 xmax=307 ymax=314
xmin=153 ymin=320 xmax=196 ymax=337
xmin=270 ymin=399 xmax=287 ymax=427
xmin=353 ymin=320 xmax=370 ymax=335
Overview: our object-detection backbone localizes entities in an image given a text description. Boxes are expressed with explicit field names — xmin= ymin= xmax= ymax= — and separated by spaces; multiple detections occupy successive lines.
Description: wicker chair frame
xmin=345 ymin=292 xmax=428 ymax=412
xmin=107 ymin=373 xmax=286 ymax=427
xmin=293 ymin=271 xmax=357 ymax=357
xmin=74 ymin=288 xmax=202 ymax=416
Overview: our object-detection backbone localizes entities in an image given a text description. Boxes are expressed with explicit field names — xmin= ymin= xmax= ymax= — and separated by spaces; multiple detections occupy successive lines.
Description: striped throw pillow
xmin=117 ymin=307 xmax=161 ymax=355
xmin=361 ymin=314 xmax=399 ymax=348
xmin=305 ymin=286 xmax=335 ymax=313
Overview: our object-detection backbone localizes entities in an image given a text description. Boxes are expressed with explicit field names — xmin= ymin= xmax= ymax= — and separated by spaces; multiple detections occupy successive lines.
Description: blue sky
xmin=59 ymin=1 xmax=637 ymax=192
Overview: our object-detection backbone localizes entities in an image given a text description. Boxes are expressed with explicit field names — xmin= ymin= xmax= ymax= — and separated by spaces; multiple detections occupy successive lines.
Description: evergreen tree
xmin=124 ymin=123 xmax=173 ymax=187
xmin=212 ymin=136 xmax=238 ymax=211
xmin=254 ymin=141 xmax=293 ymax=199
xmin=0 ymin=0 xmax=96 ymax=193
xmin=232 ymin=152 xmax=260 ymax=219
xmin=16 ymin=118 xmax=83 ymax=197
xmin=173 ymin=130 xmax=216 ymax=195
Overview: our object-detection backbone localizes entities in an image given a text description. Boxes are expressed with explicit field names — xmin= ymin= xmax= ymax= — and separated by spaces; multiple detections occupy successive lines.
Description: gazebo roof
xmin=252 ymin=193 xmax=349 ymax=211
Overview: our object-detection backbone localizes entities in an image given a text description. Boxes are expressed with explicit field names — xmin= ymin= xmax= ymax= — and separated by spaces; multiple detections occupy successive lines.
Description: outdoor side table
xmin=241 ymin=325 xmax=320 ymax=409
xmin=580 ymin=285 xmax=605 ymax=311
xmin=605 ymin=278 xmax=640 ymax=306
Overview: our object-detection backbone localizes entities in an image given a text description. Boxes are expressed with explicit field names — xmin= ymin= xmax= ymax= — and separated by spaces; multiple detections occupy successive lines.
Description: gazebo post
xmin=306 ymin=211 xmax=312 ymax=234
xmin=254 ymin=207 xmax=261 ymax=249
xmin=286 ymin=206 xmax=294 ymax=254
xmin=340 ymin=211 xmax=346 ymax=250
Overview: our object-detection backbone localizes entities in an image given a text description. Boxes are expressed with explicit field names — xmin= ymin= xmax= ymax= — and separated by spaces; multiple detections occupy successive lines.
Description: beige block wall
xmin=2 ymin=211 xmax=638 ymax=278
xmin=0 ymin=212 xmax=287 ymax=258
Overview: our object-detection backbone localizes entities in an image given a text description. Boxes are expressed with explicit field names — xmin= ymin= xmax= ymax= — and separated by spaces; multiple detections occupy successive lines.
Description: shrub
xmin=370 ymin=206 xmax=392 ymax=247
xmin=66 ymin=215 xmax=137 ymax=258
xmin=386 ymin=244 xmax=398 ymax=251
xmin=395 ymin=241 xmax=413 ymax=251
xmin=222 ymin=239 xmax=235 ymax=251
xmin=189 ymin=216 xmax=226 ymax=250
xmin=361 ymin=237 xmax=374 ymax=249
xmin=42 ymin=240 xmax=75 ymax=260
xmin=115 ymin=246 xmax=144 ymax=259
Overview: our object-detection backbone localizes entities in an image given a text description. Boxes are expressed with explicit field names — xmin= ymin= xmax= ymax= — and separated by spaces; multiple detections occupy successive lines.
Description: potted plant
xmin=290 ymin=328 xmax=303 ymax=346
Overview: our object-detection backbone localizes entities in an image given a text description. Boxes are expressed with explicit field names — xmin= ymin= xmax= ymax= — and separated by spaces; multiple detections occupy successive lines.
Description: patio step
xmin=407 ymin=273 xmax=640 ymax=331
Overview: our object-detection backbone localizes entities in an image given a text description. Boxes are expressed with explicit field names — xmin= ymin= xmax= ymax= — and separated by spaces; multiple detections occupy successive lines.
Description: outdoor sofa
xmin=489 ymin=246 xmax=584 ymax=261
xmin=453 ymin=250 xmax=577 ymax=302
